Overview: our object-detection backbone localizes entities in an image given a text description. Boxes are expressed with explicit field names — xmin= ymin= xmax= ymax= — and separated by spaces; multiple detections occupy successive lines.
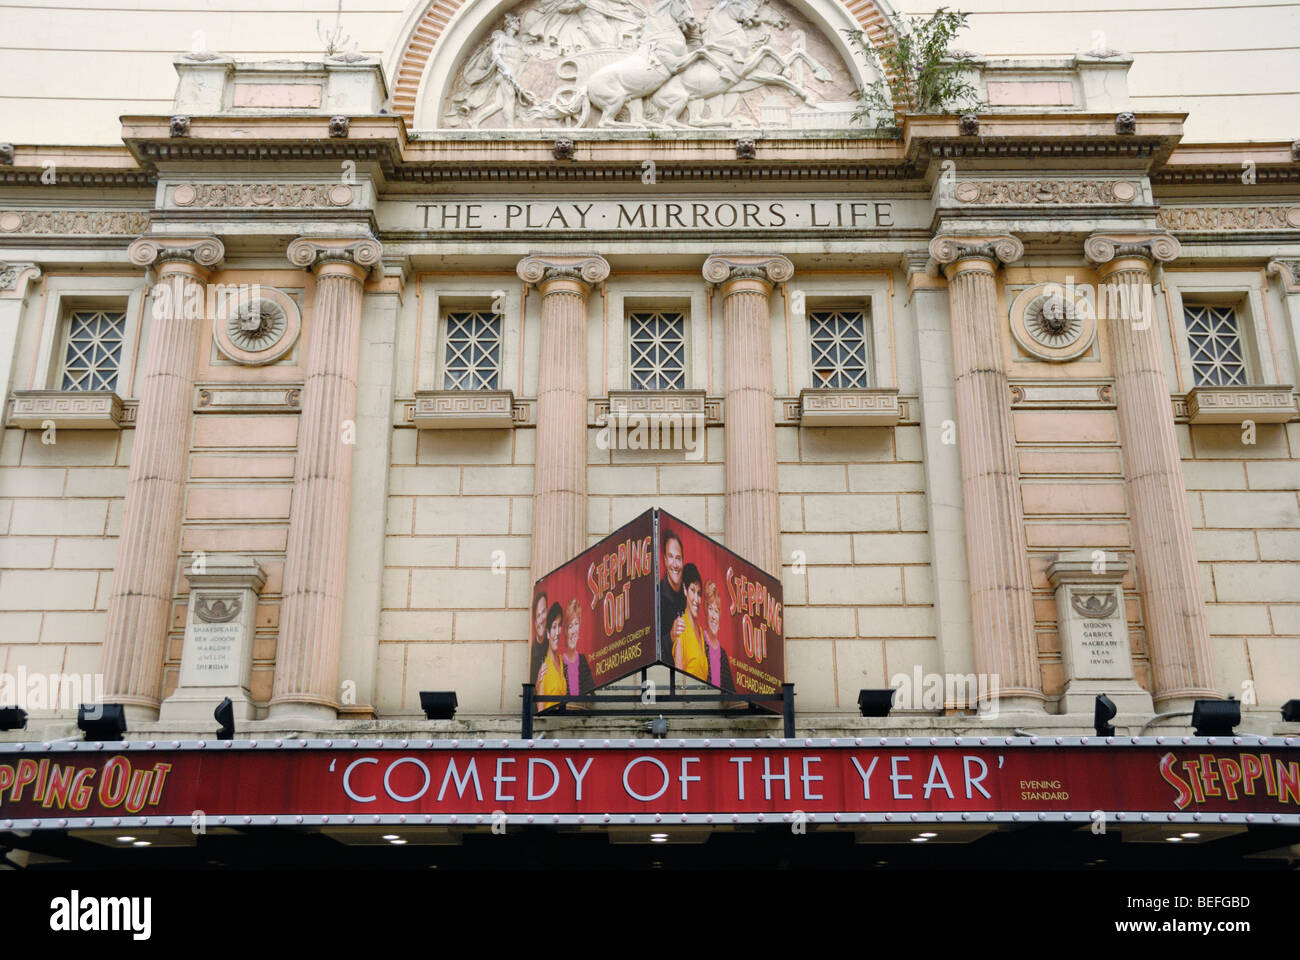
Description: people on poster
xmin=659 ymin=528 xmax=686 ymax=657
xmin=673 ymin=563 xmax=708 ymax=680
xmin=536 ymin=601 xmax=568 ymax=700
xmin=701 ymin=580 xmax=734 ymax=692
xmin=562 ymin=598 xmax=595 ymax=694
xmin=533 ymin=591 xmax=548 ymax=649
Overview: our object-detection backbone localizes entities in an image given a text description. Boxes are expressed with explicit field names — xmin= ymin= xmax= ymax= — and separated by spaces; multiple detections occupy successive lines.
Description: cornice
xmin=902 ymin=112 xmax=1186 ymax=167
xmin=3 ymin=113 xmax=1298 ymax=194
xmin=1152 ymin=141 xmax=1300 ymax=185
xmin=0 ymin=145 xmax=153 ymax=187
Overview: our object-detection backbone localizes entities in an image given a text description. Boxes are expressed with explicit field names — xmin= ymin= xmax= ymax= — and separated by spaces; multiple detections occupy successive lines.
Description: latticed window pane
xmin=809 ymin=309 xmax=869 ymax=388
xmin=1184 ymin=305 xmax=1247 ymax=386
xmin=442 ymin=310 xmax=502 ymax=390
xmin=628 ymin=311 xmax=686 ymax=390
xmin=60 ymin=309 xmax=125 ymax=392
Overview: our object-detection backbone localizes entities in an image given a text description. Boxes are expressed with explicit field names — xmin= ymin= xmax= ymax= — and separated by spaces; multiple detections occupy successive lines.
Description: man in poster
xmin=658 ymin=528 xmax=686 ymax=661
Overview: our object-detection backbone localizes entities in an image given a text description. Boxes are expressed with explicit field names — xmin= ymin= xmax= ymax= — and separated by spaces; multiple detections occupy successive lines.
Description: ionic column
xmin=1086 ymin=233 xmax=1216 ymax=710
xmin=103 ymin=237 xmax=225 ymax=720
xmin=702 ymin=254 xmax=791 ymax=576
xmin=1267 ymin=259 xmax=1300 ymax=379
xmin=929 ymin=235 xmax=1044 ymax=711
xmin=0 ymin=263 xmax=42 ymax=404
xmin=269 ymin=236 xmax=381 ymax=721
xmin=517 ymin=254 xmax=610 ymax=587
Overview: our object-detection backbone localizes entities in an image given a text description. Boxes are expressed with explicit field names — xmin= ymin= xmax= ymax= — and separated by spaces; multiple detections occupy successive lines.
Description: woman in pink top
xmin=562 ymin=598 xmax=595 ymax=695
xmin=701 ymin=580 xmax=734 ymax=692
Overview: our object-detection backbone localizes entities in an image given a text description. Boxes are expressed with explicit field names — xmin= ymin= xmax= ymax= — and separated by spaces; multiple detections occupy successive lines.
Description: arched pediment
xmin=388 ymin=0 xmax=897 ymax=131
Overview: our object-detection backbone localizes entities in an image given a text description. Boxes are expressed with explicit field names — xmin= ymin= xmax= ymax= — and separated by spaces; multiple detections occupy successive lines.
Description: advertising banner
xmin=530 ymin=510 xmax=658 ymax=701
xmin=1 ymin=741 xmax=1296 ymax=826
xmin=531 ymin=508 xmax=785 ymax=711
xmin=657 ymin=511 xmax=784 ymax=700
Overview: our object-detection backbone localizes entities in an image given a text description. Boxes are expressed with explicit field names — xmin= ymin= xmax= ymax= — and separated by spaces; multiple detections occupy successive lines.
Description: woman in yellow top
xmin=672 ymin=564 xmax=708 ymax=682
xmin=536 ymin=601 xmax=568 ymax=703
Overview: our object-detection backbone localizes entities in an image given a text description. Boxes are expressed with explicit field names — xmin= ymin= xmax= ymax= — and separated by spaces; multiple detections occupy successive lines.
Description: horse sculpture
xmin=584 ymin=0 xmax=721 ymax=127
xmin=562 ymin=0 xmax=831 ymax=128
xmin=649 ymin=0 xmax=831 ymax=126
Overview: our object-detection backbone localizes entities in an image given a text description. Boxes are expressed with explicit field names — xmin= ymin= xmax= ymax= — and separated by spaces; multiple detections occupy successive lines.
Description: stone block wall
xmin=0 ymin=427 xmax=126 ymax=714
xmin=1182 ymin=421 xmax=1300 ymax=708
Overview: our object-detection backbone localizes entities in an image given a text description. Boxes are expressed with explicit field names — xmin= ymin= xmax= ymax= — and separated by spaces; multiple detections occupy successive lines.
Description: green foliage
xmin=845 ymin=8 xmax=983 ymax=129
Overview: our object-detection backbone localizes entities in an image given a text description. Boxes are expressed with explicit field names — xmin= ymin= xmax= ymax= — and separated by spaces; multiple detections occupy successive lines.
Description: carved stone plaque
xmin=160 ymin=555 xmax=265 ymax=722
xmin=181 ymin=598 xmax=244 ymax=688
xmin=1063 ymin=588 xmax=1128 ymax=680
xmin=1046 ymin=550 xmax=1153 ymax=716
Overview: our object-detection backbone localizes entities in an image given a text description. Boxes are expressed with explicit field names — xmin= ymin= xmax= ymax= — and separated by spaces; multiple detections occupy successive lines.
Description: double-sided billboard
xmin=530 ymin=508 xmax=784 ymax=712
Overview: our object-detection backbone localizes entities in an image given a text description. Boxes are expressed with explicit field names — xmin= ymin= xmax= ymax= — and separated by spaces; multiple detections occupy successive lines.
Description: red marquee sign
xmin=0 ymin=739 xmax=1296 ymax=829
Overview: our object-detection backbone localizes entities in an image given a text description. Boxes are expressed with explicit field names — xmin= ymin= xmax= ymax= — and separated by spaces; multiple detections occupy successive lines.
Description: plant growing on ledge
xmin=845 ymin=8 xmax=983 ymax=129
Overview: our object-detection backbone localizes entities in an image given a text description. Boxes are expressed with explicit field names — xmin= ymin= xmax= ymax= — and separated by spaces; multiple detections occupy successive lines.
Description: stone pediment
xmin=418 ymin=0 xmax=872 ymax=131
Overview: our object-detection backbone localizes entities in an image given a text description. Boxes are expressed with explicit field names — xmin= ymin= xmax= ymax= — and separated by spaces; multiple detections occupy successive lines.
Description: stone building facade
xmin=1 ymin=0 xmax=1298 ymax=751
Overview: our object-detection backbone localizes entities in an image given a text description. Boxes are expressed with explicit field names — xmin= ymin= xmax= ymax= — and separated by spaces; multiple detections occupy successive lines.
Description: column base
xmin=267 ymin=699 xmax=338 ymax=724
xmin=983 ymin=695 xmax=1049 ymax=718
xmin=158 ymin=686 xmax=256 ymax=722
xmin=1153 ymin=693 xmax=1222 ymax=716
xmin=1061 ymin=678 xmax=1154 ymax=717
xmin=119 ymin=702 xmax=161 ymax=725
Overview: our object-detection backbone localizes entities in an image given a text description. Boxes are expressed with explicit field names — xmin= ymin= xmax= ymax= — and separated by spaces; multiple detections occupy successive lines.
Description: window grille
xmin=628 ymin=311 xmax=686 ymax=390
xmin=809 ymin=309 xmax=869 ymax=388
xmin=1184 ymin=305 xmax=1246 ymax=386
xmin=60 ymin=309 xmax=126 ymax=392
xmin=442 ymin=310 xmax=502 ymax=390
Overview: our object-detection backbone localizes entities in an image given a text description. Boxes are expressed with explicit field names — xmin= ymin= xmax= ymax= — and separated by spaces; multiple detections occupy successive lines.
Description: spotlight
xmin=1281 ymin=700 xmax=1300 ymax=723
xmin=858 ymin=689 xmax=894 ymax=718
xmin=0 ymin=707 xmax=27 ymax=731
xmin=419 ymin=691 xmax=458 ymax=721
xmin=1191 ymin=698 xmax=1239 ymax=737
xmin=1094 ymin=693 xmax=1117 ymax=737
xmin=650 ymin=716 xmax=668 ymax=737
xmin=77 ymin=703 xmax=126 ymax=742
xmin=214 ymin=697 xmax=234 ymax=741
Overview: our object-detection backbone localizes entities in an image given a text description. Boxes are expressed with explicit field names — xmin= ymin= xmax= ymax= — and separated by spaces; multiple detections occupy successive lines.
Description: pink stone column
xmin=269 ymin=236 xmax=382 ymax=721
xmin=929 ymin=235 xmax=1044 ymax=711
xmin=517 ymin=255 xmax=610 ymax=587
xmin=702 ymin=255 xmax=791 ymax=576
xmin=1086 ymin=233 xmax=1217 ymax=710
xmin=103 ymin=237 xmax=225 ymax=720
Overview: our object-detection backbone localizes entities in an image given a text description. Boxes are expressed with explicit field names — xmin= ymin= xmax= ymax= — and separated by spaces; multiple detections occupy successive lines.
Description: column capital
xmin=516 ymin=253 xmax=610 ymax=294
xmin=702 ymin=254 xmax=793 ymax=292
xmin=287 ymin=235 xmax=382 ymax=281
xmin=0 ymin=262 xmax=41 ymax=299
xmin=1267 ymin=258 xmax=1300 ymax=294
xmin=1084 ymin=233 xmax=1180 ymax=270
xmin=929 ymin=235 xmax=1023 ymax=275
xmin=128 ymin=236 xmax=225 ymax=277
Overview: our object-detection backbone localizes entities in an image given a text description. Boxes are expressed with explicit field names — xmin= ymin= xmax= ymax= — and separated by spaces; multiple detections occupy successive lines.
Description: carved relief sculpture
xmin=441 ymin=0 xmax=858 ymax=130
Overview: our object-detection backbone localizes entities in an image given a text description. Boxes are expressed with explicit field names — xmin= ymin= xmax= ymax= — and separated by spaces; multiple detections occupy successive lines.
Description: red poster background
xmin=530 ymin=510 xmax=657 ymax=704
xmin=659 ymin=511 xmax=785 ymax=698
xmin=1 ymin=744 xmax=1296 ymax=822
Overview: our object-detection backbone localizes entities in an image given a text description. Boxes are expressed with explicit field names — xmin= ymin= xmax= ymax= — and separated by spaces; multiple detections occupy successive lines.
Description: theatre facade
xmin=0 ymin=0 xmax=1298 ymax=865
